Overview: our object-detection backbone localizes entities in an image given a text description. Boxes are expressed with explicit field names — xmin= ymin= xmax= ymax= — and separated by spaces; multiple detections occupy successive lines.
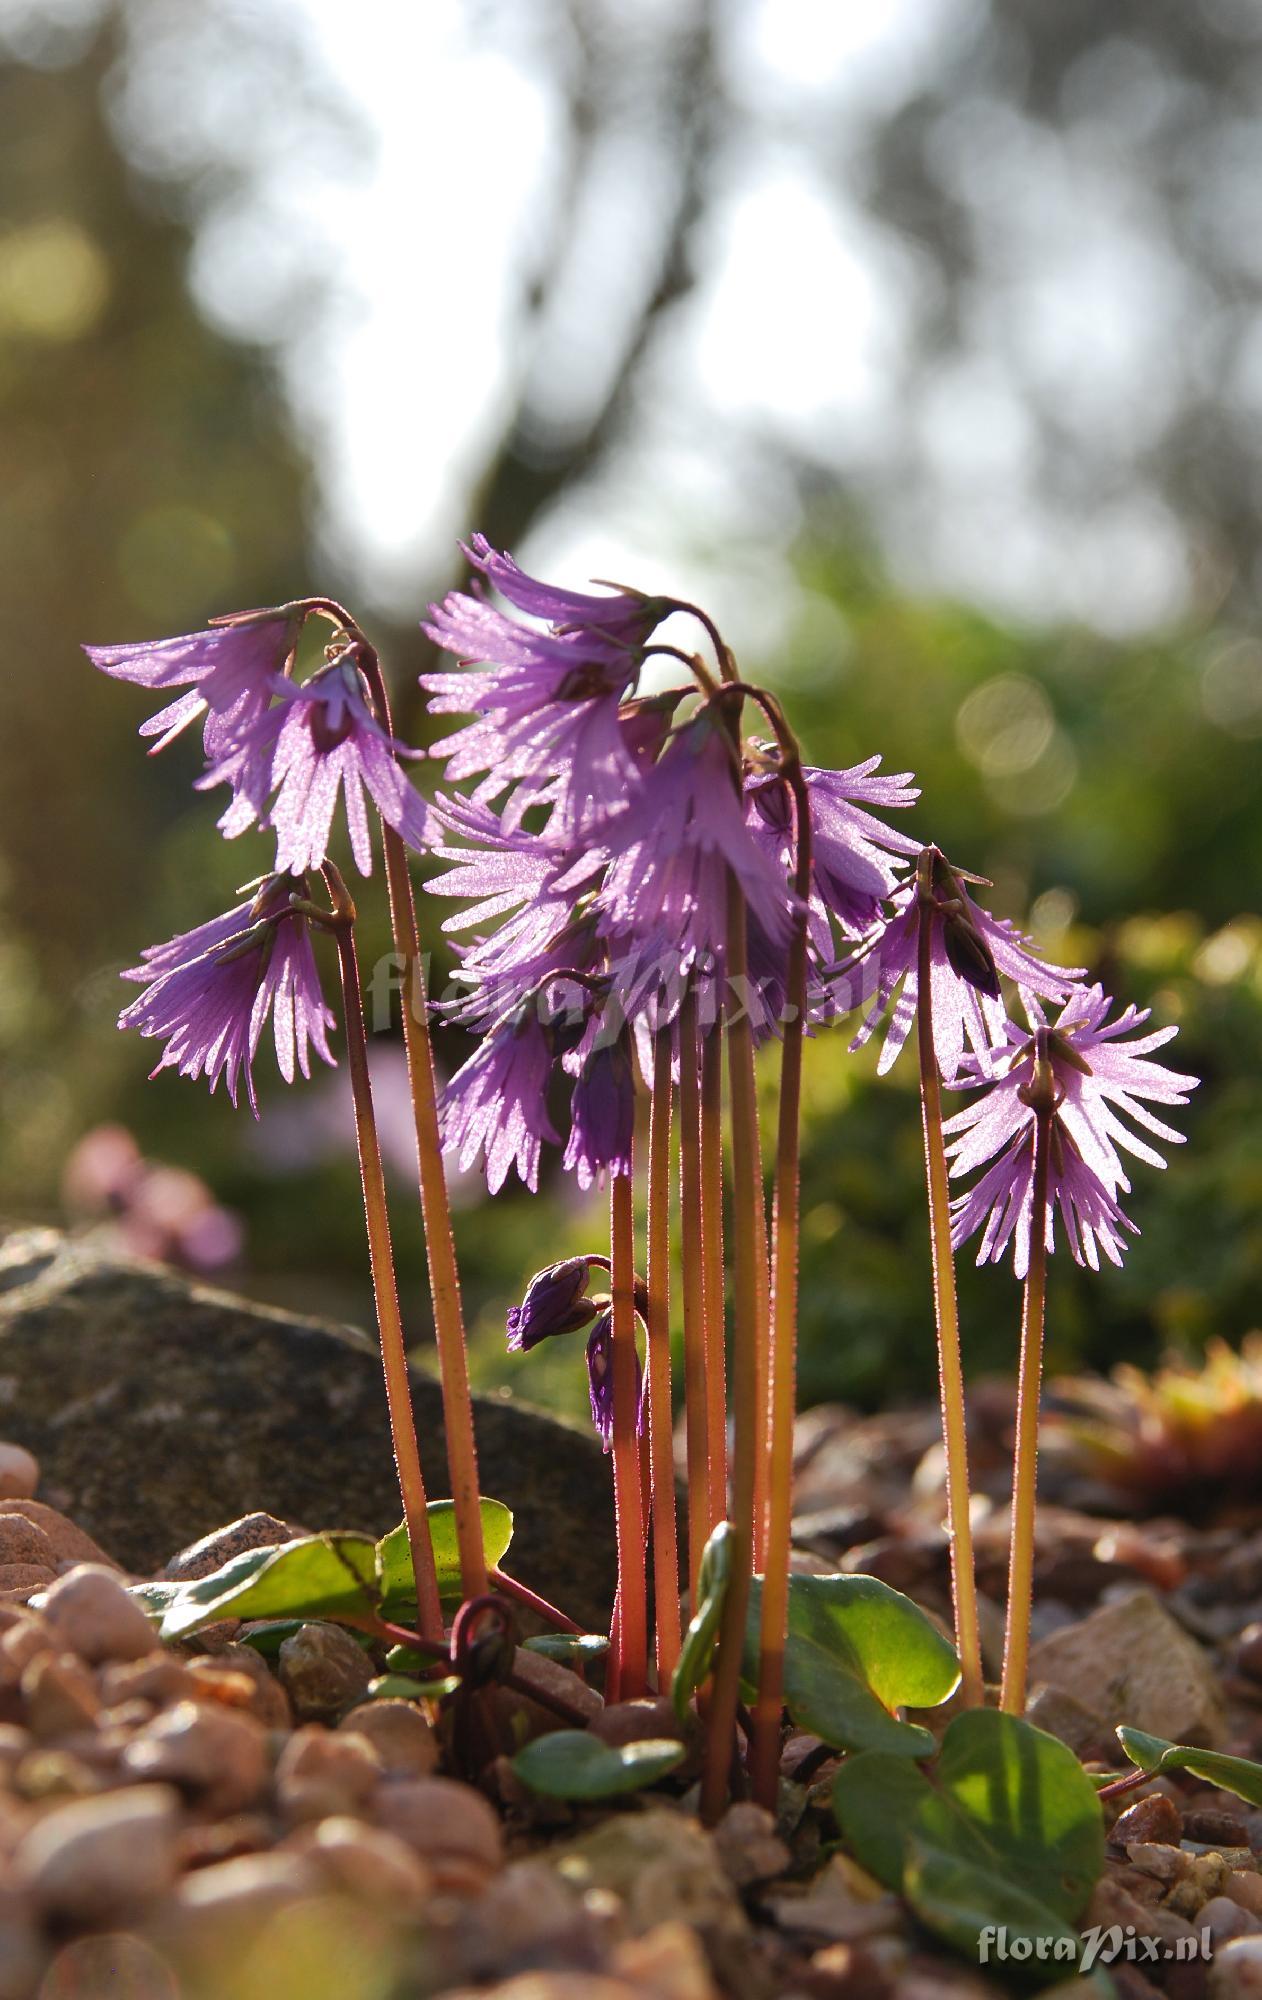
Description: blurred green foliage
xmin=0 ymin=20 xmax=1258 ymax=1437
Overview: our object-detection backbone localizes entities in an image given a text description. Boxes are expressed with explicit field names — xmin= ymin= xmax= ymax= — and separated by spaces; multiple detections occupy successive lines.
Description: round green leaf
xmin=376 ymin=1498 xmax=514 ymax=1614
xmin=834 ymin=1709 xmax=1105 ymax=1936
xmin=159 ymin=1534 xmax=378 ymax=1640
xmin=906 ymin=1841 xmax=1083 ymax=1987
xmin=672 ymin=1521 xmax=732 ymax=1723
xmin=745 ymin=1572 xmax=959 ymax=1754
xmin=511 ymin=1730 xmax=686 ymax=1801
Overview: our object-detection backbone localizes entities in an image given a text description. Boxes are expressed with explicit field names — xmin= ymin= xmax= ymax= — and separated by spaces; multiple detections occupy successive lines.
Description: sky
xmin=0 ymin=0 xmax=1220 ymax=647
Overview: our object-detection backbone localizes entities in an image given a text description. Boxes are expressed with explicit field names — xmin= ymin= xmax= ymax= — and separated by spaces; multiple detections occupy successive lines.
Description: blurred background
xmin=1 ymin=0 xmax=1259 ymax=1429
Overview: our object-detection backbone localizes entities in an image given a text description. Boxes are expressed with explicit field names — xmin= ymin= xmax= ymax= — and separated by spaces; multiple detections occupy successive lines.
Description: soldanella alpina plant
xmin=87 ymin=532 xmax=1198 ymax=1833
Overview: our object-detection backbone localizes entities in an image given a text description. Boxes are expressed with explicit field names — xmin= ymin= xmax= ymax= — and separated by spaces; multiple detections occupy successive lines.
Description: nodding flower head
xmin=506 ymin=1257 xmax=600 ymax=1352
xmin=118 ymin=875 xmax=336 ymax=1116
xmin=833 ymin=846 xmax=1084 ymax=1083
xmin=944 ymin=985 xmax=1199 ymax=1276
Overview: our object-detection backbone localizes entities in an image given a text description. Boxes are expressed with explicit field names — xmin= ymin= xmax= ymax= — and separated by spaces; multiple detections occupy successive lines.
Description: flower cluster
xmin=88 ymin=602 xmax=436 ymax=1108
xmin=90 ymin=537 xmax=1198 ymax=1265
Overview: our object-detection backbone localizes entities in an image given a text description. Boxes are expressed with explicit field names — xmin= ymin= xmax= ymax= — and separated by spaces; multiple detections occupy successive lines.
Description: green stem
xmin=322 ymin=864 xmax=443 ymax=1641
xmin=1001 ymin=1096 xmax=1053 ymax=1715
xmin=916 ymin=891 xmax=985 ymax=1710
xmin=678 ymin=988 xmax=712 ymax=1593
xmin=700 ymin=869 xmax=761 ymax=1823
xmin=750 ymin=761 xmax=812 ymax=1808
xmin=647 ymin=1028 xmax=682 ymax=1681
xmin=361 ymin=647 xmax=487 ymax=1608
xmin=609 ymin=1164 xmax=648 ymax=1699
xmin=699 ymin=1021 xmax=728 ymax=1535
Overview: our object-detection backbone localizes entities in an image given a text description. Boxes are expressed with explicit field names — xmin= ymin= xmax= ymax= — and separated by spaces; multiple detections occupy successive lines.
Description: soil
xmin=4 ymin=1393 xmax=1262 ymax=2000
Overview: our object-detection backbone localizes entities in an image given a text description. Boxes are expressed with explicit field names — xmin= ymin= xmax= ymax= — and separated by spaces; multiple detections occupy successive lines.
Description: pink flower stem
xmin=750 ymin=752 xmax=812 ymax=1809
xmin=321 ymin=862 xmax=443 ymax=1642
xmin=609 ymin=1164 xmax=648 ymax=1699
xmin=916 ymin=877 xmax=984 ymax=1709
xmin=678 ymin=988 xmax=713 ymax=1592
xmin=647 ymin=1028 xmax=682 ymax=1681
xmin=700 ymin=868 xmax=763 ymax=1823
xmin=1001 ymin=1063 xmax=1055 ymax=1716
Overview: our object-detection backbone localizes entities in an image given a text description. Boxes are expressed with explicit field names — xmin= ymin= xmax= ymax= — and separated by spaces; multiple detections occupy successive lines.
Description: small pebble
xmin=123 ymin=1697 xmax=268 ymax=1814
xmin=192 ymin=1642 xmax=291 ymax=1728
xmin=1126 ymin=1840 xmax=1190 ymax=1885
xmin=589 ymin=1698 xmax=686 ymax=1749
xmin=338 ymin=1697 xmax=438 ymax=1778
xmin=0 ymin=1500 xmax=120 ymax=1571
xmin=163 ymin=1512 xmax=301 ymax=1582
xmin=274 ymin=1722 xmax=381 ymax=1822
xmin=306 ymin=1815 xmax=434 ymax=1906
xmin=0 ymin=1446 xmax=38 ymax=1502
xmin=0 ymin=1883 xmax=45 ymax=2000
xmin=39 ymin=1563 xmax=158 ymax=1664
xmin=1183 ymin=1806 xmax=1250 ymax=1847
xmin=1211 ymin=1936 xmax=1262 ymax=1996
xmin=714 ymin=1803 xmax=792 ymax=1890
xmin=15 ymin=1782 xmax=179 ymax=1923
xmin=0 ymin=1518 xmax=55 ymax=1570
xmin=277 ymin=1620 xmax=374 ymax=1721
xmin=0 ymin=1564 xmax=56 ymax=1602
xmin=1201 ymin=1893 xmax=1262 ymax=1947
xmin=374 ymin=1775 xmax=503 ymax=1886
xmin=1238 ymin=1624 xmax=1262 ymax=1687
xmin=1227 ymin=1871 xmax=1262 ymax=1918
xmin=1113 ymin=1790 xmax=1183 ymax=1846
xmin=99 ymin=1653 xmax=197 ymax=1708
xmin=21 ymin=1652 xmax=100 ymax=1739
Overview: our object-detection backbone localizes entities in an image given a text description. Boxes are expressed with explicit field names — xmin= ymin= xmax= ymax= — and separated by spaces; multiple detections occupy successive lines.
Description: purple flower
xmin=85 ymin=612 xmax=297 ymax=831
xmin=119 ymin=877 xmax=336 ymax=1116
xmin=422 ymin=539 xmax=670 ymax=836
xmin=585 ymin=1309 xmax=645 ymax=1454
xmin=506 ymin=1257 xmax=599 ymax=1351
xmin=462 ymin=533 xmax=667 ymax=647
xmin=439 ymin=1012 xmax=560 ymax=1193
xmin=746 ymin=757 xmax=921 ymax=946
xmin=563 ymin=1037 xmax=636 ymax=1189
xmin=586 ymin=701 xmax=797 ymax=975
xmin=831 ymin=847 xmax=1083 ymax=1081
xmin=207 ymin=652 xmax=433 ymax=874
xmin=944 ymin=985 xmax=1198 ymax=1275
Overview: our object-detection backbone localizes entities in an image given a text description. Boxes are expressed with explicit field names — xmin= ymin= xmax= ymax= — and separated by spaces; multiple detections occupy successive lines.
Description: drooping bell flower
xmin=587 ymin=698 xmax=797 ymax=978
xmin=439 ymin=1011 xmax=560 ymax=1194
xmin=831 ymin=846 xmax=1083 ymax=1082
xmin=506 ymin=1257 xmax=600 ymax=1351
xmin=119 ymin=876 xmax=336 ymax=1115
xmin=84 ymin=610 xmax=298 ymax=833
xmin=563 ymin=1035 xmax=637 ymax=1189
xmin=422 ymin=540 xmax=668 ymax=836
xmin=203 ymin=647 xmax=433 ymax=875
xmin=745 ymin=755 xmax=921 ymax=949
xmin=944 ymin=985 xmax=1198 ymax=1275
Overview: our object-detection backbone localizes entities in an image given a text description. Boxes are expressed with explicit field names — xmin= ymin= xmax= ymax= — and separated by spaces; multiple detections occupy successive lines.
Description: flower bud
xmin=506 ymin=1257 xmax=599 ymax=1353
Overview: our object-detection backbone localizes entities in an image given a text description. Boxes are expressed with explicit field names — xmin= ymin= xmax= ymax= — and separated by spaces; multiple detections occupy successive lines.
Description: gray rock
xmin=15 ymin=1782 xmax=179 ymax=1923
xmin=1029 ymin=1587 xmax=1227 ymax=1747
xmin=0 ymin=1229 xmax=615 ymax=1628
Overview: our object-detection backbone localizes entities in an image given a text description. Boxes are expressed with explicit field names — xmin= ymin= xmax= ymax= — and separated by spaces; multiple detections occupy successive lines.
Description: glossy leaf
xmin=366 ymin=1672 xmax=460 ymax=1702
xmin=746 ymin=1571 xmax=959 ymax=1755
xmin=512 ymin=1730 xmax=686 ymax=1801
xmin=834 ymin=1710 xmax=1104 ymax=1940
xmin=672 ymin=1521 xmax=733 ymax=1724
xmin=906 ymin=1842 xmax=1082 ymax=1977
xmin=159 ymin=1534 xmax=378 ymax=1640
xmin=127 ymin=1579 xmax=183 ymax=1624
xmin=376 ymin=1498 xmax=514 ymax=1615
xmin=1117 ymin=1727 xmax=1262 ymax=1807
